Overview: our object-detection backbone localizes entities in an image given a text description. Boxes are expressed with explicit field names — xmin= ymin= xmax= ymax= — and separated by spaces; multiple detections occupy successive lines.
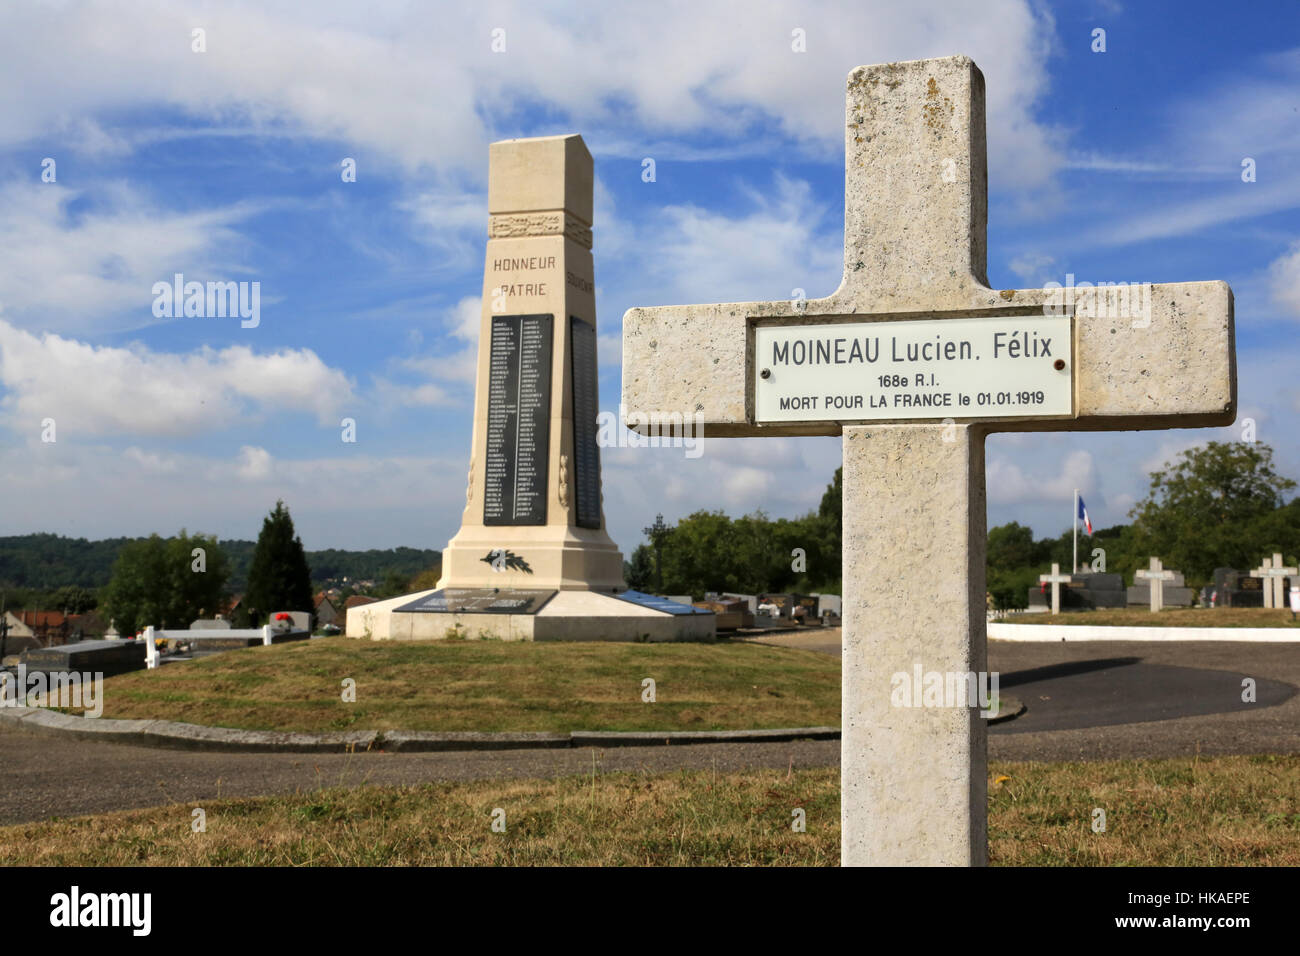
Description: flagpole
xmin=1072 ymin=488 xmax=1078 ymax=575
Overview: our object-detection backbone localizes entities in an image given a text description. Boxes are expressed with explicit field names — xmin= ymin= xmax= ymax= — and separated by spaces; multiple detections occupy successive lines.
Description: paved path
xmin=3 ymin=633 xmax=1297 ymax=825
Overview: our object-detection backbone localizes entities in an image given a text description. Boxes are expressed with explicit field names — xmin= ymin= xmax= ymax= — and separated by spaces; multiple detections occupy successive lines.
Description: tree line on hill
xmin=97 ymin=501 xmax=314 ymax=633
xmin=0 ymin=523 xmax=441 ymax=614
xmin=987 ymin=441 xmax=1299 ymax=608
xmin=624 ymin=468 xmax=843 ymax=598
xmin=622 ymin=441 xmax=1299 ymax=611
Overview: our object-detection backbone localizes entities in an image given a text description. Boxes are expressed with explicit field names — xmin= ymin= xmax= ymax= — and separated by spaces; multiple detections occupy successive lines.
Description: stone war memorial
xmin=348 ymin=134 xmax=713 ymax=643
xmin=622 ymin=56 xmax=1236 ymax=865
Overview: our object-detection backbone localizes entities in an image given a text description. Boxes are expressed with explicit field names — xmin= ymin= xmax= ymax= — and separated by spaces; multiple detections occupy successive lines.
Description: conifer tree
xmin=245 ymin=500 xmax=313 ymax=624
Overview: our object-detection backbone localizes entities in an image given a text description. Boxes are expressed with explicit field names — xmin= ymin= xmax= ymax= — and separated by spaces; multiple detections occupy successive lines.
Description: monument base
xmin=435 ymin=523 xmax=626 ymax=592
xmin=345 ymin=588 xmax=716 ymax=642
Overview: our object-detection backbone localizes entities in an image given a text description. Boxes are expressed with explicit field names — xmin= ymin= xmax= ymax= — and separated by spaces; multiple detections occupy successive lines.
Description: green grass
xmin=85 ymin=637 xmax=841 ymax=733
xmin=1000 ymin=607 xmax=1300 ymax=628
xmin=3 ymin=755 xmax=1297 ymax=865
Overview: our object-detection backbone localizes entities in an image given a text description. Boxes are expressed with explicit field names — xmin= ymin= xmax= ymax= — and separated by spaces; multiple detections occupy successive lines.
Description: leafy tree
xmin=376 ymin=570 xmax=412 ymax=598
xmin=1129 ymin=441 xmax=1296 ymax=581
xmin=102 ymin=531 xmax=228 ymax=633
xmin=245 ymin=501 xmax=314 ymax=623
xmin=642 ymin=514 xmax=673 ymax=591
xmin=659 ymin=510 xmax=730 ymax=598
xmin=102 ymin=536 xmax=166 ymax=634
xmin=625 ymin=544 xmax=654 ymax=590
xmin=987 ymin=522 xmax=1036 ymax=573
xmin=49 ymin=585 xmax=99 ymax=614
xmin=410 ymin=562 xmax=442 ymax=592
xmin=818 ymin=466 xmax=842 ymax=563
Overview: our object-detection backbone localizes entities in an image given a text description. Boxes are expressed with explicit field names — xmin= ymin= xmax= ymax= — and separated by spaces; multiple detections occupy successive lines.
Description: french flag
xmin=1077 ymin=495 xmax=1093 ymax=535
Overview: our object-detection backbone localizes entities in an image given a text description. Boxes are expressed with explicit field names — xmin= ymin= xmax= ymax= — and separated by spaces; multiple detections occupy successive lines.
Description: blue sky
xmin=0 ymin=0 xmax=1297 ymax=560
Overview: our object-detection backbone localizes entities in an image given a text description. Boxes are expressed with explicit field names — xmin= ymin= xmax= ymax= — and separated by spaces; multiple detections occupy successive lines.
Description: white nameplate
xmin=754 ymin=315 xmax=1073 ymax=423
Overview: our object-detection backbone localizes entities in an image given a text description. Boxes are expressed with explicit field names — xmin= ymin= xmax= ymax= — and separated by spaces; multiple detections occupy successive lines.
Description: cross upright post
xmin=1134 ymin=556 xmax=1176 ymax=613
xmin=1251 ymin=557 xmax=1276 ymax=609
xmin=1039 ymin=562 xmax=1072 ymax=615
xmin=1271 ymin=554 xmax=1298 ymax=607
xmin=1252 ymin=553 xmax=1297 ymax=609
xmin=621 ymin=55 xmax=1236 ymax=866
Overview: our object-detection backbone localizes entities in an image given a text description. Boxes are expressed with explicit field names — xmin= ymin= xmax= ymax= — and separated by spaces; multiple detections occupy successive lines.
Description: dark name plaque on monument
xmin=394 ymin=589 xmax=558 ymax=615
xmin=484 ymin=314 xmax=553 ymax=525
xmin=570 ymin=315 xmax=602 ymax=529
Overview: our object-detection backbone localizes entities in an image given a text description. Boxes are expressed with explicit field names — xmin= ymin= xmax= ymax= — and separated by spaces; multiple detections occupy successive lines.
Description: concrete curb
xmin=569 ymin=727 xmax=841 ymax=747
xmin=0 ymin=707 xmax=842 ymax=753
xmin=382 ymin=730 xmax=571 ymax=752
xmin=0 ymin=707 xmax=378 ymax=753
xmin=986 ymin=698 xmax=1026 ymax=725
xmin=989 ymin=622 xmax=1300 ymax=643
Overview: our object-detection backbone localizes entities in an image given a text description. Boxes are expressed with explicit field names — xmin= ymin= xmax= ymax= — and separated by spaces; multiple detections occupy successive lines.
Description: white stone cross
xmin=621 ymin=55 xmax=1235 ymax=866
xmin=1251 ymin=553 xmax=1297 ymax=609
xmin=1250 ymin=557 xmax=1273 ymax=607
xmin=1134 ymin=556 xmax=1176 ymax=613
xmin=1038 ymin=563 xmax=1072 ymax=615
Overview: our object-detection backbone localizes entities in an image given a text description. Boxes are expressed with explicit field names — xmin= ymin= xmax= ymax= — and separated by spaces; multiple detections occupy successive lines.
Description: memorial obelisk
xmin=347 ymin=134 xmax=713 ymax=642
xmin=437 ymin=133 xmax=624 ymax=590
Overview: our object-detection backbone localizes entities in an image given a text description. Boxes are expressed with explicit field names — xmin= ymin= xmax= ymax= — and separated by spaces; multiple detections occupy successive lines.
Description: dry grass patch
xmin=3 ymin=755 xmax=1298 ymax=866
xmin=989 ymin=754 xmax=1300 ymax=865
xmin=0 ymin=767 xmax=839 ymax=867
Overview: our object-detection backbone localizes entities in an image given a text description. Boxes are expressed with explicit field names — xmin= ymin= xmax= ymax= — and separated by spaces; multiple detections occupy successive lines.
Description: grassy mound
xmin=88 ymin=637 xmax=840 ymax=733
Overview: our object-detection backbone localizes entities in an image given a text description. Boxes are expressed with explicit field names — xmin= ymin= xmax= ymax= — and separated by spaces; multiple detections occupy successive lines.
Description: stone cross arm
xmin=623 ymin=283 xmax=1233 ymax=438
xmin=622 ymin=56 xmax=1235 ymax=438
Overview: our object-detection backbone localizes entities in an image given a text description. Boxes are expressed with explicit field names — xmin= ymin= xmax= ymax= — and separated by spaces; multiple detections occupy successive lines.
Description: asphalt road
xmin=0 ymin=733 xmax=838 ymax=826
xmin=746 ymin=631 xmax=1300 ymax=760
xmin=1 ymin=633 xmax=1296 ymax=825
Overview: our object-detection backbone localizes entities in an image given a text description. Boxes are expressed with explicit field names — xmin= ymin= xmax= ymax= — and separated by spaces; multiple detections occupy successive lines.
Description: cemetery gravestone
xmin=1038 ymin=563 xmax=1072 ymax=615
xmin=1069 ymin=572 xmax=1127 ymax=609
xmin=622 ymin=55 xmax=1235 ymax=865
xmin=1250 ymin=557 xmax=1274 ymax=608
xmin=1251 ymin=553 xmax=1296 ymax=609
xmin=20 ymin=639 xmax=146 ymax=677
xmin=1127 ymin=563 xmax=1193 ymax=609
xmin=1133 ymin=557 xmax=1178 ymax=612
xmin=1214 ymin=567 xmax=1264 ymax=608
xmin=1270 ymin=557 xmax=1297 ymax=607
xmin=1026 ymin=571 xmax=1126 ymax=610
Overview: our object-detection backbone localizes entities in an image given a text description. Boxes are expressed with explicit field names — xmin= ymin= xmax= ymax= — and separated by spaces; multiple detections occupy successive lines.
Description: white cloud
xmin=0 ymin=1 xmax=1062 ymax=187
xmin=0 ymin=182 xmax=262 ymax=333
xmin=1007 ymin=253 xmax=1056 ymax=286
xmin=610 ymin=175 xmax=844 ymax=309
xmin=0 ymin=439 xmax=471 ymax=549
xmin=445 ymin=296 xmax=482 ymax=344
xmin=236 ymin=445 xmax=273 ymax=480
xmin=122 ymin=446 xmax=177 ymax=474
xmin=600 ymin=433 xmax=841 ymax=550
xmin=986 ymin=448 xmax=1096 ymax=505
xmin=0 ymin=318 xmax=354 ymax=437
xmin=1268 ymin=242 xmax=1300 ymax=319
xmin=1080 ymin=174 xmax=1300 ymax=248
